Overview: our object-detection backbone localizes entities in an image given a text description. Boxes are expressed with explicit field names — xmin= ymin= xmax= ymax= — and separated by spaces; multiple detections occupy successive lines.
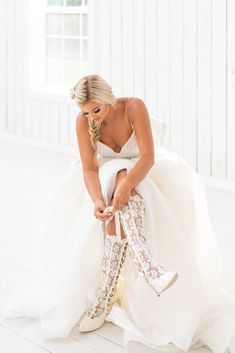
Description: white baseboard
xmin=1 ymin=132 xmax=235 ymax=193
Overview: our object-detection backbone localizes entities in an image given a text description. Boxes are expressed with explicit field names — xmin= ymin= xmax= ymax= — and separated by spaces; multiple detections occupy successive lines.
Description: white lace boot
xmin=118 ymin=194 xmax=179 ymax=297
xmin=78 ymin=232 xmax=128 ymax=332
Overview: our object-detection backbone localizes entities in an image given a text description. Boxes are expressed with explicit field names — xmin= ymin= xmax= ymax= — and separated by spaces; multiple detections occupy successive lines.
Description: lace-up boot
xmin=118 ymin=194 xmax=179 ymax=297
xmin=78 ymin=233 xmax=128 ymax=332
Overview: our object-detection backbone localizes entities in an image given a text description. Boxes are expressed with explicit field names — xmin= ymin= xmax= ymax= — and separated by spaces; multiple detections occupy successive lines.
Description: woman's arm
xmin=123 ymin=157 xmax=154 ymax=191
xmin=122 ymin=97 xmax=155 ymax=190
xmin=76 ymin=113 xmax=118 ymax=221
xmin=83 ymin=170 xmax=104 ymax=204
xmin=76 ymin=113 xmax=104 ymax=204
xmin=111 ymin=97 xmax=155 ymax=212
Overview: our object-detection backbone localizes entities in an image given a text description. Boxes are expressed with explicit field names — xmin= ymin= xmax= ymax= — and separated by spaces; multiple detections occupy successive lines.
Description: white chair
xmin=149 ymin=116 xmax=166 ymax=147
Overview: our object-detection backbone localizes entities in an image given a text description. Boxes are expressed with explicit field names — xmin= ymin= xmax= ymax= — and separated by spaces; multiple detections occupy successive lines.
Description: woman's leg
xmin=106 ymin=168 xmax=140 ymax=239
xmin=106 ymin=169 xmax=127 ymax=238
xmin=117 ymin=193 xmax=179 ymax=297
xmin=78 ymin=169 xmax=130 ymax=332
xmin=104 ymin=169 xmax=178 ymax=297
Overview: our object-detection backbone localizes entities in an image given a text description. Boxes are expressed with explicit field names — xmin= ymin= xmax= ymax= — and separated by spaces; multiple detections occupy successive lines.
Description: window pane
xmin=82 ymin=14 xmax=88 ymax=36
xmin=47 ymin=14 xmax=61 ymax=36
xmin=64 ymin=39 xmax=80 ymax=60
xmin=82 ymin=39 xmax=87 ymax=61
xmin=63 ymin=62 xmax=82 ymax=87
xmin=47 ymin=38 xmax=61 ymax=59
xmin=66 ymin=0 xmax=82 ymax=6
xmin=64 ymin=14 xmax=80 ymax=36
xmin=47 ymin=62 xmax=62 ymax=86
xmin=48 ymin=0 xmax=63 ymax=6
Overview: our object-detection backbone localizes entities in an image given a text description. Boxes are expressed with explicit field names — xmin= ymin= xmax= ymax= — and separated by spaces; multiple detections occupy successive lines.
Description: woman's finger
xmin=99 ymin=211 xmax=112 ymax=220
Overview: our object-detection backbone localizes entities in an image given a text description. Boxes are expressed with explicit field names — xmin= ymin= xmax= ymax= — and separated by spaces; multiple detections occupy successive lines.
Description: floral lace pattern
xmin=118 ymin=194 xmax=167 ymax=283
xmin=86 ymin=235 xmax=127 ymax=320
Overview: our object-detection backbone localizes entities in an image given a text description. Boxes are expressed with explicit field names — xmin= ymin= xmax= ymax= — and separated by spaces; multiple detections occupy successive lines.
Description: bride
xmin=73 ymin=75 xmax=179 ymax=331
xmin=1 ymin=74 xmax=235 ymax=353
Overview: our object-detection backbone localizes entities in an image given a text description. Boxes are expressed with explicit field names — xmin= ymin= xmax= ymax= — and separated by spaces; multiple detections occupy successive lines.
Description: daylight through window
xmin=46 ymin=0 xmax=88 ymax=88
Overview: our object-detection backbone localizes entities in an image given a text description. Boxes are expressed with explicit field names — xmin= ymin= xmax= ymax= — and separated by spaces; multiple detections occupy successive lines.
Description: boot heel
xmin=150 ymin=272 xmax=179 ymax=297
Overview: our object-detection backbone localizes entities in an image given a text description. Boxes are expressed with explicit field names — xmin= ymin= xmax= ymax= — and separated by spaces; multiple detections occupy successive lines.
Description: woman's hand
xmin=94 ymin=199 xmax=113 ymax=221
xmin=112 ymin=180 xmax=131 ymax=212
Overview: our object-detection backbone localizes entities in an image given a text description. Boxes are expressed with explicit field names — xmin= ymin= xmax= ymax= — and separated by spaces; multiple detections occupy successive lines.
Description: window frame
xmin=27 ymin=0 xmax=91 ymax=100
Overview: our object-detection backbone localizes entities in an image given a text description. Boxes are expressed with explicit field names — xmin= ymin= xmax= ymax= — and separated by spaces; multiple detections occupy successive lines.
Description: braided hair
xmin=70 ymin=74 xmax=117 ymax=167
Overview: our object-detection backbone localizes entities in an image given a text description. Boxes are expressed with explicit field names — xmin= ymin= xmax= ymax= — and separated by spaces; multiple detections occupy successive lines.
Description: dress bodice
xmin=96 ymin=129 xmax=140 ymax=161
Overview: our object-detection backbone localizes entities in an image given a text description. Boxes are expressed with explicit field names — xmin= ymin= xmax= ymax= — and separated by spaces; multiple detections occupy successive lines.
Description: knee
xmin=110 ymin=169 xmax=127 ymax=200
xmin=116 ymin=168 xmax=127 ymax=180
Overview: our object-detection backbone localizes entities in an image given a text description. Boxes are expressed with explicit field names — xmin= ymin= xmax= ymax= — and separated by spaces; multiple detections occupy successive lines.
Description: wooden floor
xmin=0 ymin=139 xmax=235 ymax=353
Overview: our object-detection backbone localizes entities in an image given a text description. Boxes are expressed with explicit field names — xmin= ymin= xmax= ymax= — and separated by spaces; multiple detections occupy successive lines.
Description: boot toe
xmin=78 ymin=314 xmax=105 ymax=332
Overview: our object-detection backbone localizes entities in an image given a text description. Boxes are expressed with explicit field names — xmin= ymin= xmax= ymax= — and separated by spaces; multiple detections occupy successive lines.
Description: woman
xmin=2 ymin=74 xmax=235 ymax=353
xmin=73 ymin=75 xmax=179 ymax=332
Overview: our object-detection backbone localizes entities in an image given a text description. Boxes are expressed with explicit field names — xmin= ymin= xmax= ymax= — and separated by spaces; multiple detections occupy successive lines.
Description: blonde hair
xmin=70 ymin=74 xmax=117 ymax=167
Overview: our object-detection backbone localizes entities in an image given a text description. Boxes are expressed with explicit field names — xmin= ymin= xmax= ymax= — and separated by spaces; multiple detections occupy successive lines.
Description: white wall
xmin=0 ymin=0 xmax=235 ymax=188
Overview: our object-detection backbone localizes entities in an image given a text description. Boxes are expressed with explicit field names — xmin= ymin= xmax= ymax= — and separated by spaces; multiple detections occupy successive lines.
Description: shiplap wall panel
xmin=144 ymin=0 xmax=158 ymax=116
xmin=197 ymin=0 xmax=212 ymax=175
xmin=0 ymin=1 xmax=6 ymax=131
xmin=0 ymin=0 xmax=235 ymax=186
xmin=15 ymin=0 xmax=25 ymax=93
xmin=91 ymin=0 xmax=103 ymax=77
xmin=41 ymin=100 xmax=50 ymax=142
xmin=98 ymin=0 xmax=110 ymax=83
xmin=122 ymin=0 xmax=134 ymax=95
xmin=15 ymin=92 xmax=24 ymax=136
xmin=110 ymin=0 xmax=123 ymax=95
xmin=87 ymin=0 xmax=97 ymax=74
xmin=15 ymin=0 xmax=25 ymax=137
xmin=227 ymin=0 xmax=235 ymax=181
xmin=6 ymin=0 xmax=16 ymax=134
xmin=24 ymin=96 xmax=32 ymax=137
xmin=133 ymin=0 xmax=145 ymax=99
xmin=59 ymin=103 xmax=70 ymax=146
xmin=31 ymin=98 xmax=40 ymax=139
xmin=0 ymin=1 xmax=6 ymax=132
xmin=211 ymin=0 xmax=227 ymax=179
xmin=50 ymin=102 xmax=60 ymax=144
xmin=156 ymin=0 xmax=170 ymax=148
xmin=183 ymin=0 xmax=197 ymax=170
xmin=169 ymin=0 xmax=184 ymax=155
xmin=68 ymin=103 xmax=79 ymax=147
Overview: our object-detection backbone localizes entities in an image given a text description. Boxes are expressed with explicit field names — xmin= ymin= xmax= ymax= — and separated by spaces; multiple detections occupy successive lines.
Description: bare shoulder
xmin=76 ymin=111 xmax=90 ymax=142
xmin=127 ymin=96 xmax=146 ymax=109
xmin=126 ymin=97 xmax=150 ymax=125
xmin=126 ymin=97 xmax=148 ymax=123
xmin=126 ymin=97 xmax=155 ymax=161
xmin=76 ymin=111 xmax=86 ymax=131
xmin=75 ymin=110 xmax=89 ymax=152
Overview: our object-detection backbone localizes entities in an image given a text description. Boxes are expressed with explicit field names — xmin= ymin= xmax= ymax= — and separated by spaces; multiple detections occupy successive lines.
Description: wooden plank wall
xmin=0 ymin=0 xmax=234 ymax=183
xmin=0 ymin=0 xmax=7 ymax=132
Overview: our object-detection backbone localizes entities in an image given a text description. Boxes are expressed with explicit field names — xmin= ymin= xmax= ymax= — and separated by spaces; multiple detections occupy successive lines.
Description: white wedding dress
xmin=1 ymin=124 xmax=235 ymax=353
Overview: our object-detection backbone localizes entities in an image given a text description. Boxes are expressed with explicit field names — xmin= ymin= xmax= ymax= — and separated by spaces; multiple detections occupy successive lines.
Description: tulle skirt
xmin=1 ymin=146 xmax=235 ymax=353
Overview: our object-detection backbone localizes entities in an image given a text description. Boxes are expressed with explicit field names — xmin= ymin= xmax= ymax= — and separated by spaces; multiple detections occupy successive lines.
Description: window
xmin=46 ymin=0 xmax=88 ymax=88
